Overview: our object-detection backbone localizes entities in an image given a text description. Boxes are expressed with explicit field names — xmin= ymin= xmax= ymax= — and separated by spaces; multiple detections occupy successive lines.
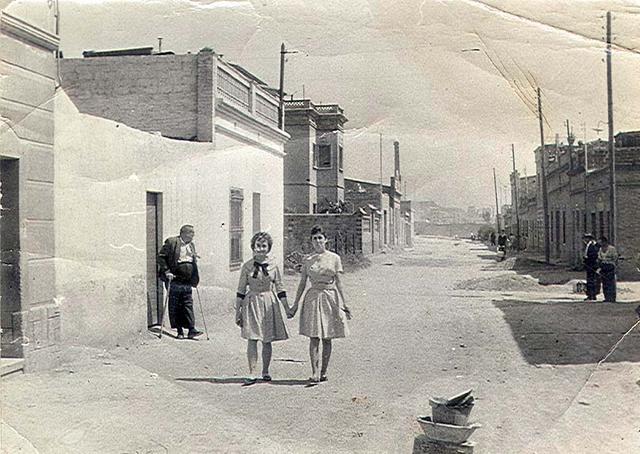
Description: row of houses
xmin=503 ymin=131 xmax=640 ymax=278
xmin=0 ymin=4 xmax=413 ymax=371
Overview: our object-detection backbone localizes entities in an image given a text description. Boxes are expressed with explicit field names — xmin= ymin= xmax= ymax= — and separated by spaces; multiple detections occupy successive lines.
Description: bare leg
xmin=309 ymin=337 xmax=320 ymax=381
xmin=320 ymin=339 xmax=332 ymax=379
xmin=261 ymin=342 xmax=272 ymax=377
xmin=247 ymin=340 xmax=258 ymax=377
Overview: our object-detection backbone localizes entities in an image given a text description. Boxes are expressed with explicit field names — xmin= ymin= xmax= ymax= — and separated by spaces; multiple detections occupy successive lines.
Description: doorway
xmin=146 ymin=192 xmax=163 ymax=327
xmin=1 ymin=158 xmax=21 ymax=358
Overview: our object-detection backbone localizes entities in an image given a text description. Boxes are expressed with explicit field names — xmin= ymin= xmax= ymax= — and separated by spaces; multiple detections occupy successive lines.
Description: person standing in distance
xmin=583 ymin=233 xmax=601 ymax=302
xmin=158 ymin=225 xmax=204 ymax=339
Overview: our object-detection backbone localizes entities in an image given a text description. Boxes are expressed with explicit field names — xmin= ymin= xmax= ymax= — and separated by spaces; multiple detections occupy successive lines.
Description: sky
xmin=39 ymin=0 xmax=640 ymax=207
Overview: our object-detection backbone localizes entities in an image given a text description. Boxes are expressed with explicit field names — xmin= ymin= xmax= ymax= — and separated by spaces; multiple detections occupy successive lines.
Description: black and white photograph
xmin=1 ymin=0 xmax=640 ymax=452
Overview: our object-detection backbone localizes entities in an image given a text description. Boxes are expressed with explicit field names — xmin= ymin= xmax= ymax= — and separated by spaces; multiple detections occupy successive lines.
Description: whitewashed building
xmin=55 ymin=48 xmax=288 ymax=346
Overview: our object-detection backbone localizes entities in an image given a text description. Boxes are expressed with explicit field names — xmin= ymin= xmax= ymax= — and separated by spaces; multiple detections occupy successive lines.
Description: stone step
xmin=0 ymin=357 xmax=25 ymax=377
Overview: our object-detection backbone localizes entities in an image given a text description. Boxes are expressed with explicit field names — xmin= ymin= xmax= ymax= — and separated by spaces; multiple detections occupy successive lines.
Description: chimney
xmin=394 ymin=140 xmax=401 ymax=178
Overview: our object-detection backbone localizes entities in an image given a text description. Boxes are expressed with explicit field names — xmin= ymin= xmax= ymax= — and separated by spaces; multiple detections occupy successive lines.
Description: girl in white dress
xmin=290 ymin=225 xmax=351 ymax=384
xmin=235 ymin=232 xmax=290 ymax=384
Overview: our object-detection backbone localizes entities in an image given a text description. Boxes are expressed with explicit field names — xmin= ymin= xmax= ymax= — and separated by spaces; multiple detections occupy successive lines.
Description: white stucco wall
xmin=54 ymin=90 xmax=284 ymax=346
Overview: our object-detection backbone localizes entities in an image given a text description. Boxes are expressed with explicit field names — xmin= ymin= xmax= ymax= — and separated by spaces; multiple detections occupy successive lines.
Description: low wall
xmin=284 ymin=213 xmax=364 ymax=256
xmin=415 ymin=222 xmax=489 ymax=238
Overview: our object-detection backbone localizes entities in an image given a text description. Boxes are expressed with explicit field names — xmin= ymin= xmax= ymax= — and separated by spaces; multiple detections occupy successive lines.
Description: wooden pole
xmin=493 ymin=167 xmax=500 ymax=232
xmin=538 ymin=88 xmax=551 ymax=263
xmin=606 ymin=11 xmax=617 ymax=244
xmin=278 ymin=43 xmax=285 ymax=129
xmin=512 ymin=144 xmax=520 ymax=250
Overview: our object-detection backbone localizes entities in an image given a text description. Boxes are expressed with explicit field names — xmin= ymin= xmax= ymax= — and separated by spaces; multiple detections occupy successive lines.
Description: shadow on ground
xmin=472 ymin=244 xmax=583 ymax=285
xmin=510 ymin=257 xmax=583 ymax=285
xmin=175 ymin=377 xmax=311 ymax=386
xmin=493 ymin=300 xmax=640 ymax=365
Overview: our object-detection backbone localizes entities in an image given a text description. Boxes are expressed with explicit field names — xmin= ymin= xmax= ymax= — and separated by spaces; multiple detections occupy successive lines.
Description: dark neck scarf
xmin=252 ymin=261 xmax=270 ymax=278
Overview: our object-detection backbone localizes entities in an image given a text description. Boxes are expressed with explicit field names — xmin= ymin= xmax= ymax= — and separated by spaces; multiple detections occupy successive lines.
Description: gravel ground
xmin=2 ymin=236 xmax=639 ymax=453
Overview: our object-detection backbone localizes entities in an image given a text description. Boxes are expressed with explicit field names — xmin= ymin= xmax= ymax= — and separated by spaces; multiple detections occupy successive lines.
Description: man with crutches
xmin=157 ymin=225 xmax=205 ymax=339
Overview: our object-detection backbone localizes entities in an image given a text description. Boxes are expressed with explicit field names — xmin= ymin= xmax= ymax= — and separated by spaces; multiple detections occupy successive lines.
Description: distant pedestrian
xmin=157 ymin=225 xmax=204 ymax=339
xmin=582 ymin=233 xmax=601 ymax=302
xmin=235 ymin=232 xmax=290 ymax=384
xmin=289 ymin=225 xmax=351 ymax=384
xmin=597 ymin=236 xmax=618 ymax=303
xmin=490 ymin=231 xmax=496 ymax=246
xmin=496 ymin=230 xmax=508 ymax=261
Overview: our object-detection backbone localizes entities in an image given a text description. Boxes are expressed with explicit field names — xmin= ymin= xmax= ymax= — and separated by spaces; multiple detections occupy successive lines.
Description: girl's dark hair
xmin=251 ymin=231 xmax=273 ymax=252
xmin=310 ymin=225 xmax=326 ymax=237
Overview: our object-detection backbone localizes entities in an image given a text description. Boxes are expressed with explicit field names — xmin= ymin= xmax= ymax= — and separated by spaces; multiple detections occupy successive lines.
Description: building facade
xmin=511 ymin=132 xmax=640 ymax=278
xmin=1 ymin=1 xmax=60 ymax=371
xmin=55 ymin=49 xmax=289 ymax=347
xmin=282 ymin=99 xmax=347 ymax=214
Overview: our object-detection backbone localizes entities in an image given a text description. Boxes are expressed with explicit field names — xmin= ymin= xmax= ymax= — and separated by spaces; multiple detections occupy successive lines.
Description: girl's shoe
xmin=242 ymin=377 xmax=257 ymax=386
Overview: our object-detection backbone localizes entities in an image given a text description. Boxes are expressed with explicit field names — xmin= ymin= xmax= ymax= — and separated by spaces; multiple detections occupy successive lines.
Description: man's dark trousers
xmin=600 ymin=264 xmax=616 ymax=302
xmin=585 ymin=265 xmax=601 ymax=300
xmin=168 ymin=283 xmax=196 ymax=330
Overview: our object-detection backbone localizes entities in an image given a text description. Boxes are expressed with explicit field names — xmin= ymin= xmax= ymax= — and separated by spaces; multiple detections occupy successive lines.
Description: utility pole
xmin=511 ymin=144 xmax=520 ymax=250
xmin=379 ymin=133 xmax=383 ymax=190
xmin=584 ymin=141 xmax=588 ymax=233
xmin=566 ymin=120 xmax=576 ymax=262
xmin=538 ymin=87 xmax=550 ymax=263
xmin=278 ymin=43 xmax=286 ymax=129
xmin=493 ymin=167 xmax=500 ymax=232
xmin=606 ymin=11 xmax=617 ymax=244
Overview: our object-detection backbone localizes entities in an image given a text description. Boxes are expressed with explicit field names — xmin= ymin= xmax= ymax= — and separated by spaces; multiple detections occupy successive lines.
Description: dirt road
xmin=3 ymin=237 xmax=639 ymax=453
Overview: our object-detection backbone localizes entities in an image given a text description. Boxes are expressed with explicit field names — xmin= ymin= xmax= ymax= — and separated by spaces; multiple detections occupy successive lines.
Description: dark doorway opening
xmin=1 ymin=158 xmax=22 ymax=358
xmin=146 ymin=192 xmax=163 ymax=327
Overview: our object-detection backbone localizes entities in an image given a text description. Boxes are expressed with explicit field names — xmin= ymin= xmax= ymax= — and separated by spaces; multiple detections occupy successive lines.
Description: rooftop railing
xmin=216 ymin=60 xmax=280 ymax=129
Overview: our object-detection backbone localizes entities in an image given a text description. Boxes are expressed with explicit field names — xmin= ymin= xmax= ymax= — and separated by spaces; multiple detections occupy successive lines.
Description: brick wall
xmin=61 ymin=54 xmax=201 ymax=140
xmin=526 ymin=144 xmax=640 ymax=279
xmin=284 ymin=214 xmax=364 ymax=256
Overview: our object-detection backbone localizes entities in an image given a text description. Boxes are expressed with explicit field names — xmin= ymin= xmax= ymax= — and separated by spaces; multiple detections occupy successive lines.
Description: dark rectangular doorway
xmin=146 ymin=192 xmax=163 ymax=327
xmin=1 ymin=158 xmax=21 ymax=358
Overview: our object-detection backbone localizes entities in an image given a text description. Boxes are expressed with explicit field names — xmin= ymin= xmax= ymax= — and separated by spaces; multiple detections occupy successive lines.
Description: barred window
xmin=230 ymin=188 xmax=244 ymax=268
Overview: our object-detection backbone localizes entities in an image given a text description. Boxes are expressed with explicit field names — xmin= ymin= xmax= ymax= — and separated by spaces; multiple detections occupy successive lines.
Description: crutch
xmin=195 ymin=287 xmax=210 ymax=340
xmin=158 ymin=276 xmax=172 ymax=339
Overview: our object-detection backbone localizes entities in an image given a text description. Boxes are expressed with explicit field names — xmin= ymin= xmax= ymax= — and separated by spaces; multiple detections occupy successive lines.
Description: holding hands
xmin=286 ymin=301 xmax=298 ymax=319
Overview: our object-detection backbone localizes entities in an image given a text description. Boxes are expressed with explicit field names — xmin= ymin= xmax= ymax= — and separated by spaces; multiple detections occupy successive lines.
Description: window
xmin=607 ymin=210 xmax=611 ymax=238
xmin=312 ymin=143 xmax=318 ymax=168
xmin=230 ymin=188 xmax=244 ymax=268
xmin=550 ymin=212 xmax=553 ymax=242
xmin=252 ymin=192 xmax=261 ymax=234
xmin=338 ymin=145 xmax=344 ymax=170
xmin=562 ymin=211 xmax=566 ymax=244
xmin=318 ymin=144 xmax=331 ymax=168
xmin=591 ymin=212 xmax=596 ymax=236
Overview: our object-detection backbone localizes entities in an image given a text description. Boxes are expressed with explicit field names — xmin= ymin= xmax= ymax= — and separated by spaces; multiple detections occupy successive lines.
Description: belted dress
xmin=236 ymin=258 xmax=289 ymax=342
xmin=299 ymin=251 xmax=349 ymax=339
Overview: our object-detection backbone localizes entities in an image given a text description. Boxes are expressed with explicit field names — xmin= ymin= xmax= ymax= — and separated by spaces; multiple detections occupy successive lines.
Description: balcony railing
xmin=256 ymin=94 xmax=279 ymax=125
xmin=216 ymin=62 xmax=280 ymax=129
xmin=217 ymin=69 xmax=251 ymax=111
xmin=284 ymin=99 xmax=344 ymax=116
